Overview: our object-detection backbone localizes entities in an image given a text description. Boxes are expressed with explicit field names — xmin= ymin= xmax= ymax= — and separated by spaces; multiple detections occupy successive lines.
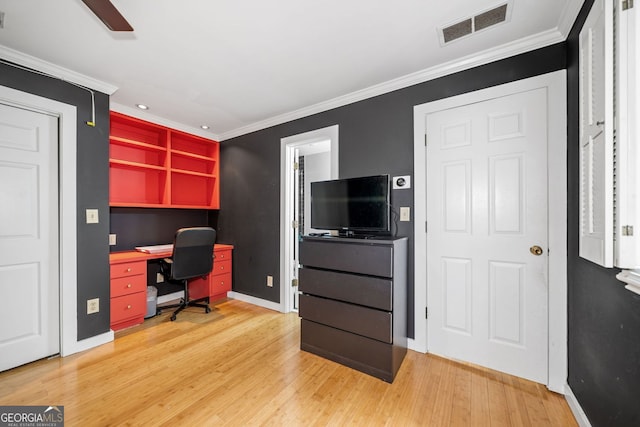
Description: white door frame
xmin=279 ymin=125 xmax=339 ymax=313
xmin=412 ymin=71 xmax=567 ymax=393
xmin=0 ymin=84 xmax=114 ymax=357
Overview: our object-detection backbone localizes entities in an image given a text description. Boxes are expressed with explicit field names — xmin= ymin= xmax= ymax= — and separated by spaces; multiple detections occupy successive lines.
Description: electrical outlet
xmin=109 ymin=234 xmax=117 ymax=245
xmin=400 ymin=207 xmax=411 ymax=221
xmin=267 ymin=275 xmax=273 ymax=287
xmin=86 ymin=209 xmax=99 ymax=224
xmin=87 ymin=298 xmax=99 ymax=314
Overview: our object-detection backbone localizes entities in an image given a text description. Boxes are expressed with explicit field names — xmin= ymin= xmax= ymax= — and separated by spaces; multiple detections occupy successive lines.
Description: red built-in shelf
xmin=109 ymin=111 xmax=219 ymax=209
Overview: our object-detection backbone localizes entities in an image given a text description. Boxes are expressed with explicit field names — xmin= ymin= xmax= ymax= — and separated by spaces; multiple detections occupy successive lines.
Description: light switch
xmin=400 ymin=207 xmax=411 ymax=222
xmin=86 ymin=209 xmax=99 ymax=224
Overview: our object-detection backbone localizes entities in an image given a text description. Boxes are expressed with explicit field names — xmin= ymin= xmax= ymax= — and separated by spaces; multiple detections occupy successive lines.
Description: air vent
xmin=442 ymin=19 xmax=473 ymax=44
xmin=474 ymin=4 xmax=508 ymax=31
xmin=439 ymin=2 xmax=511 ymax=46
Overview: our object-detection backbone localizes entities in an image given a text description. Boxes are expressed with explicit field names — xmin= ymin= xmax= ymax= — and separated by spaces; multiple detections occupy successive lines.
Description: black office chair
xmin=158 ymin=227 xmax=216 ymax=321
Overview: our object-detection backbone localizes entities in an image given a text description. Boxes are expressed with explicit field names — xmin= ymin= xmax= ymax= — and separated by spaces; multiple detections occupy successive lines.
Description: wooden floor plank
xmin=0 ymin=299 xmax=577 ymax=426
xmin=407 ymin=352 xmax=446 ymax=425
xmin=450 ymin=359 xmax=473 ymax=426
xmin=469 ymin=364 xmax=491 ymax=427
xmin=486 ymin=368 xmax=512 ymax=426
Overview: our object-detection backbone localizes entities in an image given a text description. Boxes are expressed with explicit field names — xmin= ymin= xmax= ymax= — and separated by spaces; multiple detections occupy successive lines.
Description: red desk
xmin=109 ymin=244 xmax=233 ymax=331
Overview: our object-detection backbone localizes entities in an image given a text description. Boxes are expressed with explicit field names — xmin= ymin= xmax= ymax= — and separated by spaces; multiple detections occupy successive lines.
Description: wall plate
xmin=86 ymin=208 xmax=99 ymax=224
xmin=392 ymin=175 xmax=411 ymax=189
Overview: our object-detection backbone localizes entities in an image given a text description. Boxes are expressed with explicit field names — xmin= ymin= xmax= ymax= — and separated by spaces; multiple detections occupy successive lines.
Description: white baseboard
xmin=227 ymin=291 xmax=284 ymax=312
xmin=157 ymin=291 xmax=184 ymax=305
xmin=61 ymin=330 xmax=114 ymax=357
xmin=565 ymin=384 xmax=592 ymax=427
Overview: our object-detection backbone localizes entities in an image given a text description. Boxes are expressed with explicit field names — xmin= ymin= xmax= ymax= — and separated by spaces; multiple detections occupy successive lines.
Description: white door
xmin=291 ymin=148 xmax=301 ymax=310
xmin=0 ymin=102 xmax=59 ymax=371
xmin=282 ymin=126 xmax=337 ymax=313
xmin=426 ymin=88 xmax=548 ymax=383
xmin=288 ymin=146 xmax=333 ymax=310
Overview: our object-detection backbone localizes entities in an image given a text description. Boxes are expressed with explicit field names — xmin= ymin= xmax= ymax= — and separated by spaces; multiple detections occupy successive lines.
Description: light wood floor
xmin=0 ymin=299 xmax=576 ymax=426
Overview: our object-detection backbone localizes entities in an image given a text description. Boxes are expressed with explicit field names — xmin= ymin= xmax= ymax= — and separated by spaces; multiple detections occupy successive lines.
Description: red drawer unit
xmin=211 ymin=247 xmax=233 ymax=301
xmin=109 ymin=260 xmax=147 ymax=331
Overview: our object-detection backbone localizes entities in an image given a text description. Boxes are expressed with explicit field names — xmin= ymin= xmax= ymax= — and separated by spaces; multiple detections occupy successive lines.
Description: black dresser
xmin=299 ymin=236 xmax=408 ymax=382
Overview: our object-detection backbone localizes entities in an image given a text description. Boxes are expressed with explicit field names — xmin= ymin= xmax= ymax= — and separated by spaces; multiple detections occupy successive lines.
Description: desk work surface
xmin=135 ymin=243 xmax=174 ymax=254
xmin=110 ymin=243 xmax=234 ymax=263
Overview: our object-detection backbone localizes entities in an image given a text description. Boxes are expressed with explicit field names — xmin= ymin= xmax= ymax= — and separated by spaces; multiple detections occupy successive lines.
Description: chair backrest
xmin=170 ymin=227 xmax=216 ymax=280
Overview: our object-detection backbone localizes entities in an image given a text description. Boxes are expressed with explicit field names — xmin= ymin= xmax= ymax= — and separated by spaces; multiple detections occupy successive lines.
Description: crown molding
xmin=558 ymin=0 xmax=586 ymax=36
xmin=110 ymin=102 xmax=221 ymax=141
xmin=0 ymin=45 xmax=118 ymax=95
xmin=219 ymin=28 xmax=566 ymax=141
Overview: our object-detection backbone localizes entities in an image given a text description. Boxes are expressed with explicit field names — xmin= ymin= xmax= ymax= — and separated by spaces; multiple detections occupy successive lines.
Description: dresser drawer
xmin=301 ymin=319 xmax=398 ymax=382
xmin=212 ymin=259 xmax=231 ymax=276
xmin=210 ymin=273 xmax=232 ymax=295
xmin=299 ymin=294 xmax=392 ymax=343
xmin=110 ymin=260 xmax=146 ymax=279
xmin=214 ymin=249 xmax=232 ymax=262
xmin=299 ymin=267 xmax=392 ymax=311
xmin=110 ymin=292 xmax=146 ymax=324
xmin=110 ymin=274 xmax=146 ymax=298
xmin=300 ymin=239 xmax=393 ymax=278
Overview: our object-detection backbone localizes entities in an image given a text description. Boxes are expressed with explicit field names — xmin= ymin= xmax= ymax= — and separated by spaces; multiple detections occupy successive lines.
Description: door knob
xmin=530 ymin=245 xmax=543 ymax=256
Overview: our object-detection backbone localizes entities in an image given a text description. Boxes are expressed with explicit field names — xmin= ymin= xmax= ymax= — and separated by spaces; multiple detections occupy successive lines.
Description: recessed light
xmin=201 ymin=125 xmax=210 ymax=130
xmin=136 ymin=104 xmax=149 ymax=110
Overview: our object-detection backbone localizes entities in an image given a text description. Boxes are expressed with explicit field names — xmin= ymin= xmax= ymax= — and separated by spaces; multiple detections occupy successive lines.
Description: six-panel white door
xmin=0 ymin=102 xmax=59 ymax=371
xmin=426 ymin=88 xmax=548 ymax=383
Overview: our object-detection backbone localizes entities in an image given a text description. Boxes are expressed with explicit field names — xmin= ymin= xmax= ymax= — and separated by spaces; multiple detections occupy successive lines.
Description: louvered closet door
xmin=426 ymin=87 xmax=549 ymax=384
xmin=579 ymin=0 xmax=614 ymax=267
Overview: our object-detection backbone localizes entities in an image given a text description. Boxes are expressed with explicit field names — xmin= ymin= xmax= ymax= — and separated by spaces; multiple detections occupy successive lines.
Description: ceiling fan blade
xmin=81 ymin=0 xmax=133 ymax=31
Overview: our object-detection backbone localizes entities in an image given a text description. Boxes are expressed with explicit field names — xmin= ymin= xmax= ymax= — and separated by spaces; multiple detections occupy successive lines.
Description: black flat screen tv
xmin=310 ymin=174 xmax=390 ymax=236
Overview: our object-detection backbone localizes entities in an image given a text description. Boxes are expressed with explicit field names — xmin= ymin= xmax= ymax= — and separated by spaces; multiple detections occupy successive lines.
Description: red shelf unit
xmin=109 ymin=112 xmax=220 ymax=209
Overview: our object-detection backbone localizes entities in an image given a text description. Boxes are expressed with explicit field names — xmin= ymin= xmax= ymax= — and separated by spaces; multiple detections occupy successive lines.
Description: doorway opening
xmin=280 ymin=125 xmax=339 ymax=313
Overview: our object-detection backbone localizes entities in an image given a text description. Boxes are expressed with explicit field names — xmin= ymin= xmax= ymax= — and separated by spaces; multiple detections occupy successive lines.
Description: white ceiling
xmin=0 ymin=0 xmax=583 ymax=140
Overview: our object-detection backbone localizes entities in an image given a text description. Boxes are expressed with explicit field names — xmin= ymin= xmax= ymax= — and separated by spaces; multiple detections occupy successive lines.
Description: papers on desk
xmin=135 ymin=244 xmax=173 ymax=254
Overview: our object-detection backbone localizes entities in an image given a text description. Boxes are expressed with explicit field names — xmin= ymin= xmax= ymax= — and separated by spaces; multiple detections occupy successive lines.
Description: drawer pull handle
xmin=127 ymin=305 xmax=132 ymax=309
xmin=220 ymin=282 xmax=224 ymax=285
xmin=127 ymin=283 xmax=132 ymax=288
xmin=126 ymin=268 xmax=132 ymax=272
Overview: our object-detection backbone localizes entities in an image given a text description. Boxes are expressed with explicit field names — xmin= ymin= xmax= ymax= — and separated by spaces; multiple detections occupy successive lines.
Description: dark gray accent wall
xmin=0 ymin=61 xmax=111 ymax=340
xmin=109 ymin=207 xmax=216 ymax=251
xmin=567 ymin=1 xmax=640 ymax=425
xmin=219 ymin=43 xmax=566 ymax=338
